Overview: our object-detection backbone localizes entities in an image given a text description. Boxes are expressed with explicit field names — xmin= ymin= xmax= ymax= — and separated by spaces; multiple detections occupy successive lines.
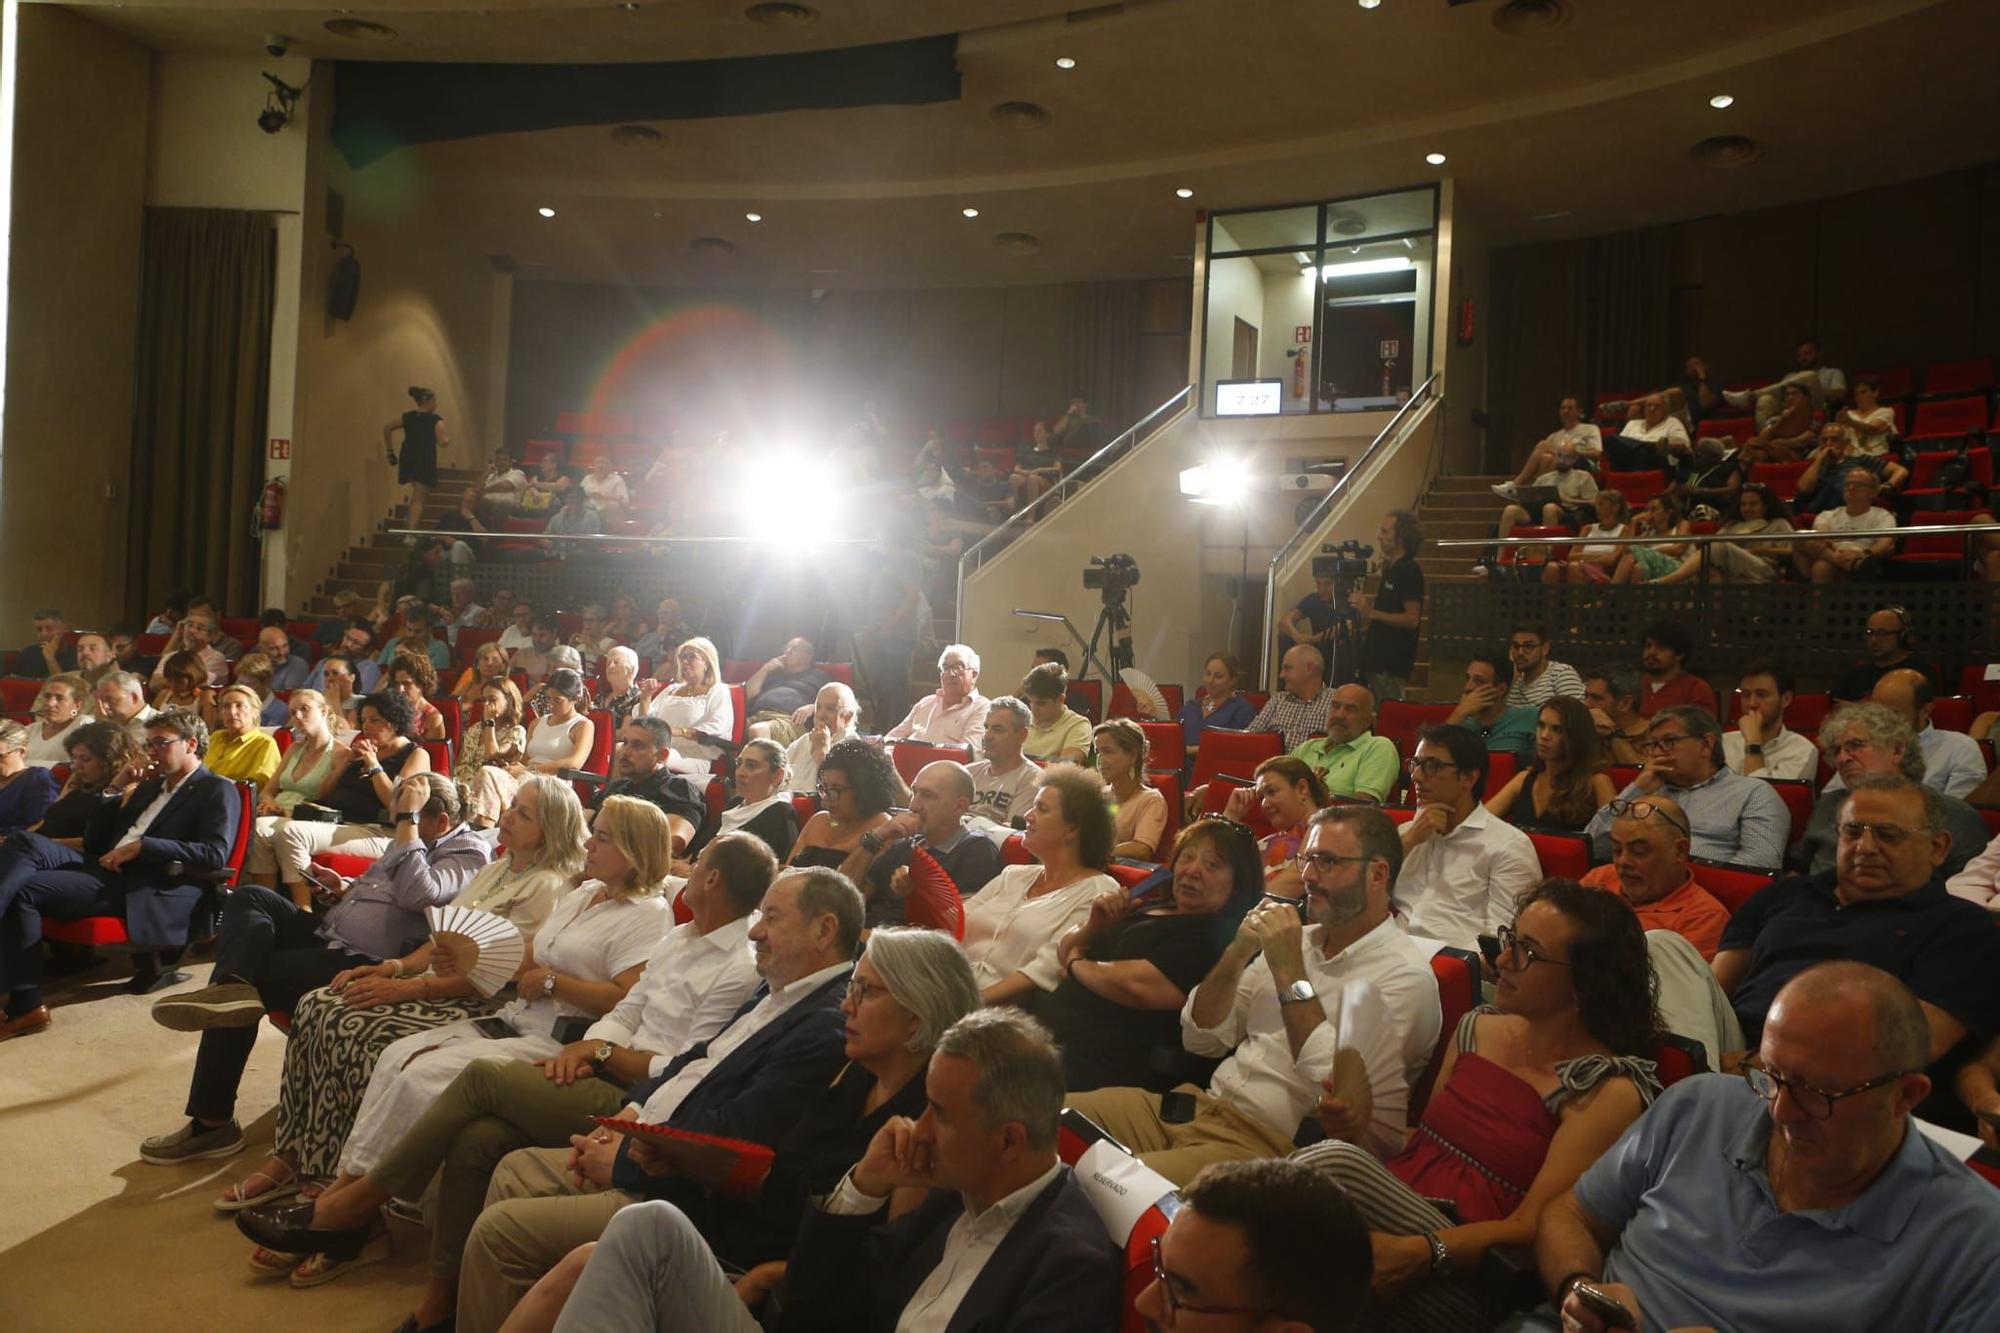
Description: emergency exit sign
xmin=1379 ymin=340 xmax=1401 ymax=360
xmin=1294 ymin=325 xmax=1312 ymax=343
xmin=269 ymin=438 xmax=292 ymax=459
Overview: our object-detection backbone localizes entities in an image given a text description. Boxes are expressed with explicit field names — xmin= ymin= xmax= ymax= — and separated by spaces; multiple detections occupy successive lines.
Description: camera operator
xmin=1348 ymin=511 xmax=1425 ymax=703
xmin=1278 ymin=572 xmax=1341 ymax=658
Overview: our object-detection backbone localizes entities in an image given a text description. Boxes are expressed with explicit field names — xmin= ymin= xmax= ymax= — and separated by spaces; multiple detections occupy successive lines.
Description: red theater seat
xmin=1920 ymin=356 xmax=1995 ymax=399
xmin=1411 ymin=946 xmax=1481 ymax=1118
xmin=1690 ymin=860 xmax=1775 ymax=916
xmin=889 ymin=740 xmax=973 ymax=787
xmin=1187 ymin=730 xmax=1283 ymax=811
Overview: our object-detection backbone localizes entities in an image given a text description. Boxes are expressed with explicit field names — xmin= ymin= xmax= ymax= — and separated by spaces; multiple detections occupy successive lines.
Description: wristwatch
xmin=1423 ymin=1231 xmax=1450 ymax=1275
xmin=1280 ymin=978 xmax=1318 ymax=1005
xmin=542 ymin=971 xmax=559 ymax=997
xmin=1744 ymin=744 xmax=1764 ymax=755
xmin=394 ymin=812 xmax=418 ymax=824
xmin=859 ymin=830 xmax=884 ymax=854
xmin=591 ymin=1042 xmax=615 ymax=1070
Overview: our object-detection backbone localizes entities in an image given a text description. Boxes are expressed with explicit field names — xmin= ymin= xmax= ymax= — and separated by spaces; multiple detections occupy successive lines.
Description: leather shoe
xmin=235 ymin=1200 xmax=375 ymax=1261
xmin=0 ymin=1006 xmax=50 ymax=1041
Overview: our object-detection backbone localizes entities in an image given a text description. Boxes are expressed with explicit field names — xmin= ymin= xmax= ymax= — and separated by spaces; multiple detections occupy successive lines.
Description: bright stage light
xmin=1179 ymin=457 xmax=1252 ymax=506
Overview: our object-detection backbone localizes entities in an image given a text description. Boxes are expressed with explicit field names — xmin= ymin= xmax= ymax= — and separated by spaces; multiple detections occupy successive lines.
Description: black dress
xmin=398 ymin=410 xmax=441 ymax=487
xmin=1502 ymin=773 xmax=1591 ymax=832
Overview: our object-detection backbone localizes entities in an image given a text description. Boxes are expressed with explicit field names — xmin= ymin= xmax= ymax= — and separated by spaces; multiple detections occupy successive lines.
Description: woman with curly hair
xmin=1482 ymin=697 xmax=1616 ymax=833
xmin=388 ymin=649 xmax=449 ymax=742
xmin=787 ymin=737 xmax=895 ymax=870
xmin=1292 ymin=878 xmax=1663 ymax=1332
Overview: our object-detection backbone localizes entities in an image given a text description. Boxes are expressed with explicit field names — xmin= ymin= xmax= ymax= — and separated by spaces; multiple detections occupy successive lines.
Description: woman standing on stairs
xmin=383 ymin=386 xmax=449 ymax=532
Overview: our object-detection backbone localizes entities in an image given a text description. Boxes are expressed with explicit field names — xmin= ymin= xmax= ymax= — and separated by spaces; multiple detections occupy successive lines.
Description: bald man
xmin=842 ymin=760 xmax=1001 ymax=929
xmin=1578 ymin=794 xmax=1730 ymax=960
xmin=1865 ymin=668 xmax=1986 ymax=798
xmin=1534 ymin=963 xmax=2000 ymax=1333
xmin=1246 ymin=644 xmax=1333 ymax=750
xmin=1290 ymin=684 xmax=1399 ymax=803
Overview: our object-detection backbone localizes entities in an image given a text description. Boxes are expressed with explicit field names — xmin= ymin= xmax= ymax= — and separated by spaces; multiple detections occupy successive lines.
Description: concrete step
xmin=1428 ymin=475 xmax=1514 ymax=493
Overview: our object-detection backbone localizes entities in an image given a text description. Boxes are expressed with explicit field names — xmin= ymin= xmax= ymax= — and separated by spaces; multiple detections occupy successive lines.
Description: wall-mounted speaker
xmin=328 ymin=244 xmax=360 ymax=321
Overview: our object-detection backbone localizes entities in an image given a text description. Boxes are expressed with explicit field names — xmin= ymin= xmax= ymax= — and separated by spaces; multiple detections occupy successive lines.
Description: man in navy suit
xmin=0 ymin=708 xmax=239 ymax=1041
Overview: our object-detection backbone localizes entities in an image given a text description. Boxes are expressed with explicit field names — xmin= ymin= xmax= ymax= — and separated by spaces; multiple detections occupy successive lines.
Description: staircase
xmin=304 ymin=466 xmax=482 ymax=614
xmin=1404 ymin=472 xmax=1513 ymax=698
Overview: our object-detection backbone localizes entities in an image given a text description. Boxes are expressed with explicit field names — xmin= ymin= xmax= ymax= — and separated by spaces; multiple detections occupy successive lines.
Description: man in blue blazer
xmin=0 ymin=708 xmax=239 ymax=1039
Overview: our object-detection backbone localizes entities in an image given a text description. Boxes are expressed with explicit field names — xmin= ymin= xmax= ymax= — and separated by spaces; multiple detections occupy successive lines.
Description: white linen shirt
xmin=585 ymin=915 xmax=760 ymax=1078
xmin=886 ymin=690 xmax=992 ymax=755
xmin=960 ymin=864 xmax=1114 ymax=991
xmin=636 ymin=959 xmax=852 ymax=1121
xmin=1182 ymin=914 xmax=1440 ymax=1158
xmin=785 ymin=724 xmax=859 ymax=794
xmin=1721 ymin=726 xmax=1819 ymax=783
xmin=646 ymin=683 xmax=734 ymax=765
xmin=496 ymin=883 xmax=669 ymax=1034
xmin=1398 ymin=805 xmax=1542 ymax=950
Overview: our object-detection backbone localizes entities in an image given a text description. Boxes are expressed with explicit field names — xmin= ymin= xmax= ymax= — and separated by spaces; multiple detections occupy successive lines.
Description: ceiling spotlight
xmin=1054 ymin=56 xmax=1076 ymax=70
xmin=537 ymin=206 xmax=556 ymax=218
xmin=256 ymin=71 xmax=302 ymax=134
xmin=1358 ymin=0 xmax=1381 ymax=8
xmin=1425 ymin=152 xmax=1447 ymax=166
xmin=744 ymin=211 xmax=763 ymax=223
xmin=1175 ymin=187 xmax=1194 ymax=199
xmin=1709 ymin=93 xmax=1735 ymax=109
xmin=961 ymin=207 xmax=980 ymax=218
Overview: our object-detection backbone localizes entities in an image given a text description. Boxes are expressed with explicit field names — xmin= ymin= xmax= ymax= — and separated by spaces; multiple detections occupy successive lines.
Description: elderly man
xmin=1716 ymin=776 xmax=2000 ymax=1127
xmin=1069 ymin=806 xmax=1441 ymax=1181
xmin=445 ymin=577 xmax=488 ymax=632
xmin=1830 ymin=606 xmax=1942 ymax=701
xmin=1503 ymin=624 xmax=1584 ymax=710
xmin=14 ymin=609 xmax=77 ymax=679
xmin=1493 ymin=441 xmax=1599 ymax=538
xmin=1248 ymin=643 xmax=1334 ymax=752
xmin=496 ymin=600 xmax=535 ymax=653
xmin=1443 ymin=652 xmax=1536 ymax=761
xmin=783 ymin=681 xmax=860 ymax=795
xmin=1867 ymin=668 xmax=1985 ymax=799
xmin=142 ymin=774 xmax=492 ymax=1161
xmin=1532 ymin=963 xmax=2000 ymax=1333
xmin=1579 ymin=795 xmax=1729 ymax=960
xmin=1636 ymin=619 xmax=1717 ymax=717
xmin=965 ymin=696 xmax=1039 ymax=827
xmin=92 ymin=671 xmax=157 ymax=734
xmin=1791 ymin=704 xmax=1988 ymax=878
xmin=1582 ymin=665 xmax=1649 ymax=764
xmin=1793 ymin=468 xmax=1895 ymax=582
xmin=306 ymin=621 xmax=382 ymax=693
xmin=154 ymin=607 xmax=228 ymax=687
xmin=253 ymin=625 xmax=311 ymax=692
xmin=1795 ymin=421 xmax=1907 ymax=514
xmin=742 ymin=636 xmax=830 ymax=740
xmin=598 ymin=717 xmax=708 ymax=857
xmin=1586 ymin=706 xmax=1789 ymax=869
xmin=1291 ymin=684 xmax=1399 ymax=803
xmin=1398 ymin=724 xmax=1541 ymax=950
xmin=843 ymin=760 xmax=1003 ymax=928
xmin=1604 ymin=392 xmax=1690 ymax=471
xmin=545 ymin=1008 xmax=1123 ymax=1333
xmin=634 ymin=597 xmax=694 ymax=663
xmin=884 ymin=643 xmax=991 ymax=754
xmin=1720 ymin=658 xmax=1817 ymax=782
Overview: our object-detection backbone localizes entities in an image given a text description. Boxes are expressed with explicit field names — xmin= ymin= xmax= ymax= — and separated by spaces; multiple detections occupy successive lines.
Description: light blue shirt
xmin=1586 ymin=766 xmax=1789 ymax=869
xmin=267 ymin=654 xmax=312 ymax=692
xmin=1577 ymin=1074 xmax=2000 ymax=1333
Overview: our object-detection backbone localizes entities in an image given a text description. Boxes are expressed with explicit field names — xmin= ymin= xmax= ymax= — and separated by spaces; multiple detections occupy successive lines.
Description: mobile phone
xmin=1569 ymin=1281 xmax=1636 ymax=1330
xmin=1476 ymin=934 xmax=1502 ymax=969
xmin=472 ymin=1016 xmax=516 ymax=1039
xmin=1160 ymin=1091 xmax=1197 ymax=1124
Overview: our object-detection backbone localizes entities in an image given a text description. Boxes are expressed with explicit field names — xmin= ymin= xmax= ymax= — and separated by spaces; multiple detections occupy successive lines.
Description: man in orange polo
xmin=1580 ymin=794 xmax=1729 ymax=960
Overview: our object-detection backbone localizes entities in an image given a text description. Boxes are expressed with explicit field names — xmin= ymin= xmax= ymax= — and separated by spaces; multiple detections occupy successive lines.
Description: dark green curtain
xmin=1063 ymin=282 xmax=1145 ymax=434
xmin=1487 ymin=227 xmax=1671 ymax=471
xmin=126 ymin=208 xmax=275 ymax=618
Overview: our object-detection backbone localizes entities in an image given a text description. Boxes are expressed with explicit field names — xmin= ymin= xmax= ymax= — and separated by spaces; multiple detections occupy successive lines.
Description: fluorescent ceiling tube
xmin=1319 ymin=256 xmax=1413 ymax=279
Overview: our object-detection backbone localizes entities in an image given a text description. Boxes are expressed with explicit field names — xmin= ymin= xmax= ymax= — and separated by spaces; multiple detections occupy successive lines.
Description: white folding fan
xmin=426 ymin=905 xmax=525 ymax=998
xmin=1118 ymin=668 xmax=1170 ymax=721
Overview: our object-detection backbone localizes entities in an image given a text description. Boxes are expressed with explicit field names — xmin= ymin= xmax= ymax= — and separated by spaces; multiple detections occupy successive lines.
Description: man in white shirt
xmin=1067 ymin=806 xmax=1442 ymax=1183
xmin=1604 ymin=393 xmax=1691 ymax=471
xmin=1794 ymin=469 xmax=1895 ymax=582
xmin=1496 ymin=395 xmax=1606 ymax=493
xmin=92 ymin=671 xmax=158 ymax=735
xmin=1723 ymin=334 xmax=1848 ymax=426
xmin=1493 ymin=443 xmax=1599 ymax=532
xmin=1398 ymin=725 xmax=1541 ymax=950
xmin=784 ymin=682 xmax=860 ymax=794
xmin=965 ymin=696 xmax=1041 ymax=828
xmin=479 ymin=450 xmax=528 ymax=514
xmin=445 ymin=578 xmax=489 ymax=632
xmin=1505 ymin=624 xmax=1586 ymax=709
xmin=496 ymin=600 xmax=536 ymax=654
xmin=1721 ymin=659 xmax=1818 ymax=783
xmin=885 ymin=643 xmax=991 ymax=755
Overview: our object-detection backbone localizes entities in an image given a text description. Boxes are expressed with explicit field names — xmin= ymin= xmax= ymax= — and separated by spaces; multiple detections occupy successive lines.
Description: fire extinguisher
xmin=1292 ymin=347 xmax=1308 ymax=400
xmin=259 ymin=478 xmax=287 ymax=531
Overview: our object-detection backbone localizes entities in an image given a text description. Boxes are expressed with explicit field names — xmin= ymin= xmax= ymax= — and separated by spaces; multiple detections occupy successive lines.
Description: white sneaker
xmin=1468 ymin=563 xmax=1491 ymax=578
xmin=1722 ymin=389 xmax=1751 ymax=408
xmin=1489 ymin=482 xmax=1519 ymax=499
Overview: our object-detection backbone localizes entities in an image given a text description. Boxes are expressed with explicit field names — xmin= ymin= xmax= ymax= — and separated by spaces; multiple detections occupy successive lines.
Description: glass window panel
xmin=1210 ymin=206 xmax=1319 ymax=255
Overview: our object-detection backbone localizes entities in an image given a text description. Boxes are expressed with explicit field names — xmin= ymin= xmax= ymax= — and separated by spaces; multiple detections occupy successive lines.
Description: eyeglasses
xmin=1641 ymin=732 xmax=1695 ymax=753
xmin=1147 ymin=1235 xmax=1276 ymax=1327
xmin=1741 ymin=1057 xmax=1914 ymax=1120
xmin=1495 ymin=924 xmax=1570 ymax=970
xmin=142 ymin=736 xmax=185 ymax=752
xmin=844 ymin=976 xmax=888 ymax=1006
xmin=939 ymin=662 xmax=972 ymax=676
xmin=1837 ymin=822 xmax=1918 ymax=848
xmin=1292 ymin=852 xmax=1375 ymax=876
xmin=1406 ymin=757 xmax=1460 ymax=777
xmin=1604 ymin=797 xmax=1692 ymax=839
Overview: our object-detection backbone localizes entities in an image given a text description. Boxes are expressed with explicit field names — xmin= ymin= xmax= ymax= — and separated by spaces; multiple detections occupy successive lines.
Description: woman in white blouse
xmin=645 ymin=636 xmax=733 ymax=774
xmin=24 ymin=673 xmax=89 ymax=767
xmin=962 ymin=763 xmax=1120 ymax=1007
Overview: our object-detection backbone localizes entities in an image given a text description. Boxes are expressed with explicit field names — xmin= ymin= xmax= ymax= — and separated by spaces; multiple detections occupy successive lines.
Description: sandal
xmin=289 ymin=1227 xmax=390 ymax=1289
xmin=215 ymin=1163 xmax=301 ymax=1213
xmin=247 ymin=1244 xmax=306 ymax=1278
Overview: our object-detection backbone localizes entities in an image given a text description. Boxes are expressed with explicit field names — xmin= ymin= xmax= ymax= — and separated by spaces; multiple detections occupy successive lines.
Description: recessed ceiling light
xmin=1358 ymin=0 xmax=1381 ymax=8
xmin=1054 ymin=56 xmax=1076 ymax=70
xmin=1175 ymin=187 xmax=1194 ymax=199
xmin=1709 ymin=93 xmax=1735 ymax=109
xmin=1425 ymin=152 xmax=1447 ymax=166
xmin=744 ymin=211 xmax=763 ymax=223
xmin=537 ymin=206 xmax=556 ymax=218
xmin=961 ymin=207 xmax=980 ymax=218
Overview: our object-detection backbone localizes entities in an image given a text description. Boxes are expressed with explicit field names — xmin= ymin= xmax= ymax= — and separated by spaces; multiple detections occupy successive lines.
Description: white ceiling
xmin=52 ymin=0 xmax=2000 ymax=287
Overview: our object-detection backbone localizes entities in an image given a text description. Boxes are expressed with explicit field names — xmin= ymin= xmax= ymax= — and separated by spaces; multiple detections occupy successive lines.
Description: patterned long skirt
xmin=273 ymin=984 xmax=494 ymax=1177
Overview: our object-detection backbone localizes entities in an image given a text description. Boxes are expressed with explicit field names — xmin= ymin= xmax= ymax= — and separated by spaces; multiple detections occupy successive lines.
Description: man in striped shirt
xmin=1505 ymin=624 xmax=1585 ymax=709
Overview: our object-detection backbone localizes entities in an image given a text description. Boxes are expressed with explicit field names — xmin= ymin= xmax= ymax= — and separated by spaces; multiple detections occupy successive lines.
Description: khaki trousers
xmin=456 ymin=1145 xmax=637 ymax=1333
xmin=1063 ymin=1083 xmax=1298 ymax=1187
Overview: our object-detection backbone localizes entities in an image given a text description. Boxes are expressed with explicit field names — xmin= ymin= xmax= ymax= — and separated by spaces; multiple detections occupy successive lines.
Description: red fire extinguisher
xmin=1292 ymin=347 xmax=1308 ymax=400
xmin=259 ymin=478 xmax=287 ymax=531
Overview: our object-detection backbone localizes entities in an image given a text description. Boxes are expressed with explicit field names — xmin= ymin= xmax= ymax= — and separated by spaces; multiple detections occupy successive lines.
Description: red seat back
xmin=1653 ymin=1032 xmax=1710 ymax=1084
xmin=889 ymin=740 xmax=974 ymax=787
xmin=1528 ymin=831 xmax=1591 ymax=880
xmin=1496 ymin=525 xmax=1574 ymax=570
xmin=1689 ymin=858 xmax=1775 ymax=916
xmin=436 ymin=697 xmax=462 ymax=749
xmin=721 ymin=659 xmax=759 ymax=685
xmin=1920 ymin=356 xmax=1995 ymax=399
xmin=1376 ymin=701 xmax=1455 ymax=757
xmin=816 ymin=661 xmax=857 ymax=688
xmin=0 ymin=679 xmax=42 ymax=712
xmin=1484 ymin=751 xmax=1520 ymax=795
xmin=1909 ymin=394 xmax=1988 ymax=439
xmin=1187 ymin=729 xmax=1284 ymax=800
xmin=1607 ymin=764 xmax=1642 ymax=789
xmin=1146 ymin=769 xmax=1183 ymax=852
xmin=1135 ymin=721 xmax=1185 ymax=766
xmin=1931 ymin=695 xmax=1974 ymax=733
xmin=1411 ymin=946 xmax=1481 ymax=1119
xmin=1960 ymin=665 xmax=2000 ymax=717
xmin=453 ymin=627 xmax=502 ymax=668
xmin=726 ymin=684 xmax=746 ymax=746
xmin=1768 ymin=779 xmax=1813 ymax=846
xmin=1000 ymin=833 xmax=1035 ymax=866
xmin=420 ymin=739 xmax=453 ymax=773
xmin=1747 ymin=460 xmax=1811 ymax=500
xmin=1601 ymin=469 xmax=1667 ymax=506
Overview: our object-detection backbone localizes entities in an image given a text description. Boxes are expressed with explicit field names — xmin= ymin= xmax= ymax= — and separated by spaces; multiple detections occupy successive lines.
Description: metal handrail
xmin=386 ymin=529 xmax=879 ymax=547
xmin=1259 ymin=374 xmax=1440 ymax=681
xmin=1434 ymin=521 xmax=2000 ymax=549
xmin=953 ymin=383 xmax=1195 ymax=637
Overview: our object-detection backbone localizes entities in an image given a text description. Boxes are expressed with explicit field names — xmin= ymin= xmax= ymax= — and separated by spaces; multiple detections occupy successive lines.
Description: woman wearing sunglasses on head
xmin=1292 ymin=878 xmax=1663 ymax=1332
xmin=686 ymin=739 xmax=799 ymax=864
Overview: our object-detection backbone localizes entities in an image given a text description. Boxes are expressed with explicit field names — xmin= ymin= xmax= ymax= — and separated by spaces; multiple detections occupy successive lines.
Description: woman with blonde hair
xmin=219 ymin=777 xmax=586 ymax=1221
xmin=23 ymin=673 xmax=89 ymax=767
xmin=243 ymin=689 xmax=348 ymax=904
xmin=230 ymin=651 xmax=288 ymax=727
xmin=1093 ymin=717 xmax=1166 ymax=860
xmin=204 ymin=683 xmax=283 ymax=786
xmin=449 ymin=640 xmax=512 ymax=707
xmin=644 ymin=636 xmax=732 ymax=774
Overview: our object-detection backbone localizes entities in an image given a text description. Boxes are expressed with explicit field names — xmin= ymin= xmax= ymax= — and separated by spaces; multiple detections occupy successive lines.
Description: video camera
xmin=1311 ymin=540 xmax=1373 ymax=582
xmin=1082 ymin=553 xmax=1141 ymax=596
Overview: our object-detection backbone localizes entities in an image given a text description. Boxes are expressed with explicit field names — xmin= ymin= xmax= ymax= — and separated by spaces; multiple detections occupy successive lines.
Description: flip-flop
xmin=289 ymin=1229 xmax=390 ymax=1288
xmin=247 ymin=1244 xmax=306 ymax=1278
xmin=215 ymin=1167 xmax=301 ymax=1213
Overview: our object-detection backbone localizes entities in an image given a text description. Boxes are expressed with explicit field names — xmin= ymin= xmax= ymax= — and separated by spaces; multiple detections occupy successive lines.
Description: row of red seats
xmin=1594 ymin=356 xmax=1999 ymax=426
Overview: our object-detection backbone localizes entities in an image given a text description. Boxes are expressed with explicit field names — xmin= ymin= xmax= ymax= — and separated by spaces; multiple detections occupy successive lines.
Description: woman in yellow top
xmin=1021 ymin=662 xmax=1091 ymax=763
xmin=204 ymin=684 xmax=282 ymax=786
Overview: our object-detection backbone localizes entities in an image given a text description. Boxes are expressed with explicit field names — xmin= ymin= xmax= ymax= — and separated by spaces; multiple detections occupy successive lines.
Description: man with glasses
xmin=1068 ymin=806 xmax=1441 ymax=1180
xmin=1793 ymin=704 xmax=1988 ymax=877
xmin=1502 ymin=624 xmax=1584 ymax=710
xmin=1584 ymin=706 xmax=1788 ymax=869
xmin=153 ymin=607 xmax=229 ymax=688
xmin=1136 ymin=1158 xmax=1372 ymax=1333
xmin=845 ymin=760 xmax=1001 ymax=928
xmin=1579 ymin=795 xmax=1730 ymax=960
xmin=1714 ymin=775 xmax=2000 ymax=1126
xmin=884 ymin=643 xmax=992 ymax=757
xmin=1792 ymin=468 xmax=1896 ymax=583
xmin=1830 ymin=606 xmax=1941 ymax=701
xmin=1531 ymin=963 xmax=2000 ymax=1333
xmin=783 ymin=681 xmax=861 ymax=796
xmin=1866 ymin=668 xmax=1985 ymax=799
xmin=1248 ymin=644 xmax=1335 ymax=752
xmin=1290 ymin=683 xmax=1399 ymax=803
xmin=1398 ymin=724 xmax=1540 ymax=951
xmin=0 ymin=709 xmax=240 ymax=1039
xmin=305 ymin=620 xmax=382 ymax=693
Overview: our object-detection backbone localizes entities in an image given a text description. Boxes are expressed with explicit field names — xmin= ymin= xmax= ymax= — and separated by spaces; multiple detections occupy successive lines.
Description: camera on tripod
xmin=1311 ymin=540 xmax=1372 ymax=582
xmin=1082 ymin=553 xmax=1141 ymax=596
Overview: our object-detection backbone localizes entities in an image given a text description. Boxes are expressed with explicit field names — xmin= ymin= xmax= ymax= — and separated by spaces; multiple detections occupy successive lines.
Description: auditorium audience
xmin=1093 ymin=718 xmax=1167 ymax=859
xmin=226 ymin=651 xmax=289 ymax=728
xmin=13 ymin=608 xmax=77 ymax=678
xmin=1793 ymin=468 xmax=1896 ymax=582
xmin=203 ymin=684 xmax=282 ymax=786
xmin=0 ymin=721 xmax=59 ymax=833
xmin=1740 ymin=380 xmax=1816 ymax=462
xmin=1445 ymin=651 xmax=1536 ymax=760
xmin=1635 ymin=620 xmax=1718 ymax=716
xmin=1578 ymin=795 xmax=1730 ymax=960
xmin=1586 ymin=706 xmax=1788 ymax=868
xmin=1671 ymin=433 xmax=1744 ymax=511
xmin=308 ymin=621 xmax=382 ymax=693
xmin=514 ymin=668 xmax=595 ymax=778
xmin=741 ymin=636 xmax=829 ymax=737
xmin=15 ymin=721 xmax=134 ymax=847
xmin=1291 ymin=683 xmax=1399 ymax=803
xmin=1247 ymin=643 xmax=1334 ymax=750
xmin=450 ymin=641 xmax=512 ymax=706
xmin=1020 ymin=662 xmax=1091 ymax=763
xmin=1796 ymin=421 xmax=1907 ymax=513
xmin=1483 ymin=697 xmax=1618 ymax=832
xmin=1721 ymin=658 xmax=1818 ymax=781
xmin=1665 ymin=481 xmax=1793 ymax=584
xmin=884 ymin=643 xmax=991 ymax=752
xmin=459 ymin=679 xmax=527 ymax=806
xmin=1180 ymin=651 xmax=1257 ymax=751
xmin=1581 ymin=664 xmax=1650 ymax=764
xmin=1504 ymin=624 xmax=1585 ymax=708
xmin=1070 ymin=805 xmax=1440 ymax=1179
xmin=265 ymin=690 xmax=432 ymax=895
xmin=1039 ymin=815 xmax=1261 ymax=1092
xmin=644 ymin=637 xmax=732 ymax=774
xmin=1865 ymin=667 xmax=1986 ymax=798
xmin=242 ymin=689 xmax=348 ymax=906
xmin=783 ymin=681 xmax=859 ymax=795
xmin=1533 ymin=964 xmax=2000 ymax=1333
xmin=788 ymin=740 xmax=896 ymax=876
xmin=1494 ymin=395 xmax=1606 ymax=493
xmin=1495 ymin=441 xmax=1599 ymax=539
xmin=1603 ymin=393 xmax=1689 ymax=471
xmin=1791 ymin=704 xmax=1988 ymax=878
xmin=150 ymin=650 xmax=211 ymax=720
xmin=1399 ymin=724 xmax=1541 ymax=947
xmin=23 ymin=673 xmax=88 ymax=767
xmin=1297 ymin=878 xmax=1661 ymax=1332
xmin=844 ymin=759 xmax=1000 ymax=929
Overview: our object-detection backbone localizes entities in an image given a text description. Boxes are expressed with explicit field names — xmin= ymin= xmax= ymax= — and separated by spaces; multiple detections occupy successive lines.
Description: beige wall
xmin=0 ymin=7 xmax=150 ymax=630
xmin=1439 ymin=185 xmax=1490 ymax=473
